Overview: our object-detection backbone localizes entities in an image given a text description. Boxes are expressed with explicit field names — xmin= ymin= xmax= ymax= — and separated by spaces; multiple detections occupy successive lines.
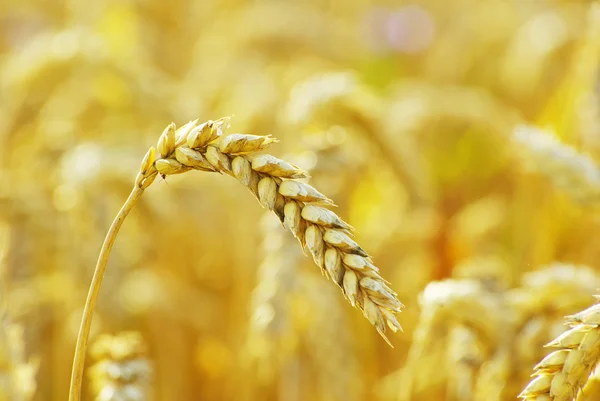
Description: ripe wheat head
xmin=137 ymin=118 xmax=404 ymax=341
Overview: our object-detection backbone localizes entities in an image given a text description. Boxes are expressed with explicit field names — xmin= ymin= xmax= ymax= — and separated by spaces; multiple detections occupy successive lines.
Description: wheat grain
xmin=88 ymin=332 xmax=152 ymax=401
xmin=139 ymin=118 xmax=404 ymax=342
xmin=518 ymin=298 xmax=600 ymax=401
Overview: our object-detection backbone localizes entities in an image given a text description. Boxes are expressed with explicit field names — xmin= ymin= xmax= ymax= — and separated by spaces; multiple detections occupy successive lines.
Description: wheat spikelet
xmin=512 ymin=125 xmax=600 ymax=204
xmin=88 ymin=332 xmax=152 ymax=401
xmin=138 ymin=118 xmax=404 ymax=342
xmin=519 ymin=297 xmax=600 ymax=401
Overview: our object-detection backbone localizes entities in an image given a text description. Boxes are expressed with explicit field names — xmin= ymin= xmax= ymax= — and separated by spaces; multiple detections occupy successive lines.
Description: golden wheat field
xmin=2 ymin=0 xmax=600 ymax=400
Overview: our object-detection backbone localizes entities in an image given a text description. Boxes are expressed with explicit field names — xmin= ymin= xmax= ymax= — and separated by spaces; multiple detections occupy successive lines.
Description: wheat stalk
xmin=519 ymin=297 xmax=600 ymax=401
xmin=69 ymin=118 xmax=403 ymax=401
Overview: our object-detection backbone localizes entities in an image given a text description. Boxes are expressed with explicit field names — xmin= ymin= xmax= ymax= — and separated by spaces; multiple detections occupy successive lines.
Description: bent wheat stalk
xmin=69 ymin=118 xmax=404 ymax=401
xmin=519 ymin=297 xmax=600 ymax=401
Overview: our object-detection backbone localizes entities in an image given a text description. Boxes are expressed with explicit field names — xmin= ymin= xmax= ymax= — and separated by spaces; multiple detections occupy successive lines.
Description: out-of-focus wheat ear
xmin=474 ymin=345 xmax=512 ymax=401
xmin=400 ymin=278 xmax=505 ymax=401
xmin=519 ymin=296 xmax=600 ymax=401
xmin=398 ymin=305 xmax=441 ymax=401
xmin=246 ymin=213 xmax=305 ymax=385
xmin=0 ymin=250 xmax=39 ymax=401
xmin=88 ymin=332 xmax=152 ymax=401
xmin=512 ymin=125 xmax=600 ymax=205
xmin=447 ymin=325 xmax=480 ymax=401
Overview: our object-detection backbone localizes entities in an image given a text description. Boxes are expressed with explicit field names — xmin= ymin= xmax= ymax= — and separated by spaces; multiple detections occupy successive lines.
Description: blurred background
xmin=1 ymin=0 xmax=600 ymax=400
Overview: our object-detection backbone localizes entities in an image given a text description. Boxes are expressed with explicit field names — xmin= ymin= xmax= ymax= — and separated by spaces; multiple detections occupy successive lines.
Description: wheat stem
xmin=68 ymin=185 xmax=144 ymax=401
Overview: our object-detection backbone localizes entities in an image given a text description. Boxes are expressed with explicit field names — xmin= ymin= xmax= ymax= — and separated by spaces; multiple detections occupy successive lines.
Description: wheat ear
xmin=519 ymin=297 xmax=600 ymax=401
xmin=69 ymin=118 xmax=404 ymax=401
xmin=512 ymin=125 xmax=600 ymax=204
xmin=146 ymin=118 xmax=403 ymax=336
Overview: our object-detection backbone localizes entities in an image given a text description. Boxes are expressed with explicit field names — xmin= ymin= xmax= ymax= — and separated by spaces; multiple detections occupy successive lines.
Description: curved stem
xmin=68 ymin=185 xmax=144 ymax=401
